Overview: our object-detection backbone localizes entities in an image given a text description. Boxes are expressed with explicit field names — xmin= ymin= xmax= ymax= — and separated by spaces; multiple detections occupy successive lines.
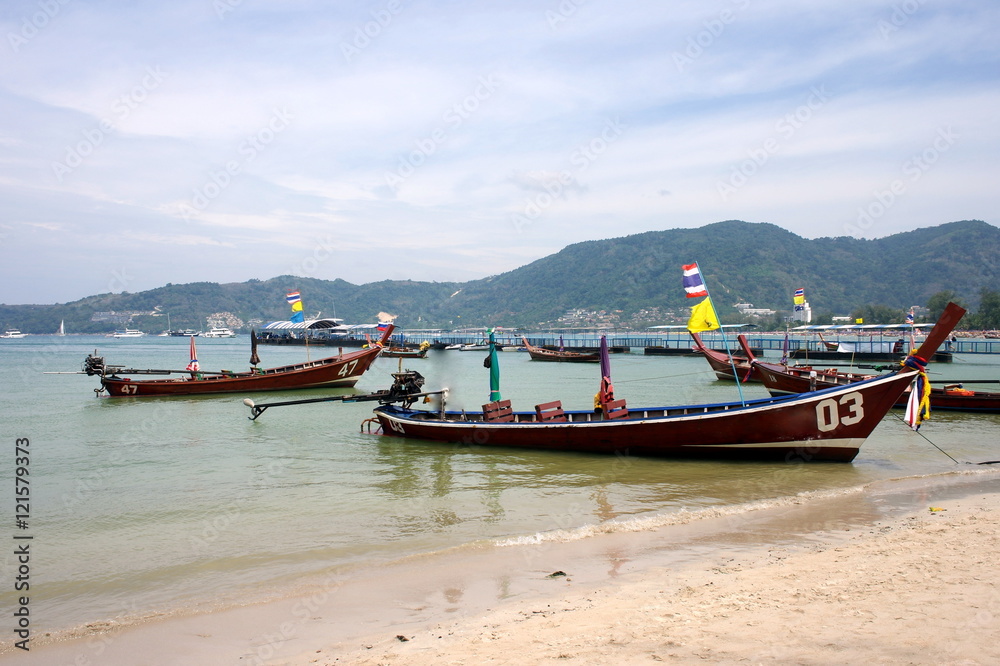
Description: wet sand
xmin=6 ymin=471 xmax=998 ymax=665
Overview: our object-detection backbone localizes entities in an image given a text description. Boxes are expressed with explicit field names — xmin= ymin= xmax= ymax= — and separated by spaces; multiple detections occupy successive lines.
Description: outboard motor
xmin=83 ymin=354 xmax=106 ymax=376
xmin=383 ymin=370 xmax=426 ymax=407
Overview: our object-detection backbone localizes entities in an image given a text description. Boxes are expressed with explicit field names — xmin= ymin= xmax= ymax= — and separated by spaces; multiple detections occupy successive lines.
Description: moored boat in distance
xmin=366 ymin=304 xmax=966 ymax=462
xmin=521 ymin=336 xmax=600 ymax=362
xmin=111 ymin=329 xmax=145 ymax=338
xmin=1 ymin=330 xmax=27 ymax=339
xmin=787 ymin=323 xmax=954 ymax=363
xmin=202 ymin=327 xmax=236 ymax=338
xmin=381 ymin=341 xmax=430 ymax=358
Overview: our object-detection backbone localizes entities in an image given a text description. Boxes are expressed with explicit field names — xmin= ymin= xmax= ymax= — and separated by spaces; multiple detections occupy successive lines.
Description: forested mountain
xmin=2 ymin=220 xmax=998 ymax=333
xmin=451 ymin=219 xmax=1000 ymax=326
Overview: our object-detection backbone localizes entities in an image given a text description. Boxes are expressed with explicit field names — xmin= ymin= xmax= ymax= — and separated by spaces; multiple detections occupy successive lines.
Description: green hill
xmin=2 ymin=220 xmax=998 ymax=333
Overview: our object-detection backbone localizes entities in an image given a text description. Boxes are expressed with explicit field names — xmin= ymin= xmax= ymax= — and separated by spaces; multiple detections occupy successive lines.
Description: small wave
xmin=493 ymin=467 xmax=1000 ymax=548
xmin=495 ymin=485 xmax=869 ymax=547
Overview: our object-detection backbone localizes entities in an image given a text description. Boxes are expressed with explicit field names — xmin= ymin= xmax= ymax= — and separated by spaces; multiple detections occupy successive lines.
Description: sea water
xmin=1 ymin=335 xmax=998 ymax=640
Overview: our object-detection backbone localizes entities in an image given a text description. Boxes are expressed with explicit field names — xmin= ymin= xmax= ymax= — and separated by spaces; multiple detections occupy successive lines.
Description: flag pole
xmin=694 ymin=262 xmax=746 ymax=406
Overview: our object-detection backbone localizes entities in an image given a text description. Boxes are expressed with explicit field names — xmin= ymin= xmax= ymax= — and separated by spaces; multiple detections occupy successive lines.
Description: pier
xmin=258 ymin=329 xmax=1000 ymax=355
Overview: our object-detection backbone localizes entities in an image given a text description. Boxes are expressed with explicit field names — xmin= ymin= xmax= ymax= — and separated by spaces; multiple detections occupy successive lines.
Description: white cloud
xmin=0 ymin=0 xmax=997 ymax=303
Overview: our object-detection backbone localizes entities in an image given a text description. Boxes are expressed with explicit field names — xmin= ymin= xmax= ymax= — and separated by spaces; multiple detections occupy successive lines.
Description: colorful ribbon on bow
xmin=902 ymin=354 xmax=931 ymax=430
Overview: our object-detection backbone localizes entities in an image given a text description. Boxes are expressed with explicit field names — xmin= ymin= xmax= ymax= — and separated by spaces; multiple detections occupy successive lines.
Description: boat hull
xmin=373 ymin=371 xmax=917 ymax=462
xmin=522 ymin=337 xmax=600 ymax=362
xmin=691 ymin=332 xmax=759 ymax=382
xmin=754 ymin=363 xmax=874 ymax=394
xmin=525 ymin=349 xmax=600 ymax=362
xmin=100 ymin=346 xmax=383 ymax=397
xmin=919 ymin=389 xmax=1000 ymax=413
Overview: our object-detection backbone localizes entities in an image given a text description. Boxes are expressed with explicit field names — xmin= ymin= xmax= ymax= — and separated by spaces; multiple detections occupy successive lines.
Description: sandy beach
xmin=6 ymin=472 xmax=998 ymax=665
xmin=315 ymin=477 xmax=1000 ymax=666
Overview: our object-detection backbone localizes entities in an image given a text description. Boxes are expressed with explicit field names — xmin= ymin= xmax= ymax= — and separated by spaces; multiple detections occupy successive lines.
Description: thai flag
xmin=682 ymin=263 xmax=708 ymax=298
xmin=286 ymin=291 xmax=301 ymax=304
xmin=906 ymin=311 xmax=914 ymax=324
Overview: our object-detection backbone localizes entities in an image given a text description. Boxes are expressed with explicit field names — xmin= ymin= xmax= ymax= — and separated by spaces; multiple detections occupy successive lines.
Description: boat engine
xmin=83 ymin=354 xmax=106 ymax=376
xmin=382 ymin=370 xmax=426 ymax=407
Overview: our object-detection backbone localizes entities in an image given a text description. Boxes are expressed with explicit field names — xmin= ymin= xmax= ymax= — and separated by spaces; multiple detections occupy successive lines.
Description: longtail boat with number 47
xmin=78 ymin=325 xmax=395 ymax=397
xmin=361 ymin=304 xmax=966 ymax=462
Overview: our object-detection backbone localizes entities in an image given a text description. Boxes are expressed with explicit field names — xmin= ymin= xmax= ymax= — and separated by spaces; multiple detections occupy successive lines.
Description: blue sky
xmin=1 ymin=0 xmax=997 ymax=304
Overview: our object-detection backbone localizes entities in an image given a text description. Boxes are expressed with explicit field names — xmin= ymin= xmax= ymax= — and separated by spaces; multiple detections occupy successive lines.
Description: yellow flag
xmin=855 ymin=317 xmax=863 ymax=324
xmin=687 ymin=297 xmax=719 ymax=333
xmin=291 ymin=301 xmax=303 ymax=313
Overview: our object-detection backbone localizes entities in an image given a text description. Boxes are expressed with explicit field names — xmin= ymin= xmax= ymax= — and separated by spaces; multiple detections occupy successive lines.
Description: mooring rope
xmin=887 ymin=410 xmax=999 ymax=465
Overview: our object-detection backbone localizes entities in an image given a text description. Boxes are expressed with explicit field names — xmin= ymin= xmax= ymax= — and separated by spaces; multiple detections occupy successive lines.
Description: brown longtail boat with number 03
xmin=366 ymin=304 xmax=965 ymax=462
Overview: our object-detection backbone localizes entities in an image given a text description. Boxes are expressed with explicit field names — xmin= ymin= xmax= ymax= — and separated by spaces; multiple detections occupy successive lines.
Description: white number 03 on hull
xmin=815 ymin=392 xmax=864 ymax=432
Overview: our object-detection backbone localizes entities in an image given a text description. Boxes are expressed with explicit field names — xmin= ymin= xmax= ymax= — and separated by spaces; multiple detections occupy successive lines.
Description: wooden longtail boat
xmin=689 ymin=332 xmax=759 ymax=382
xmin=89 ymin=326 xmax=394 ymax=397
xmin=521 ymin=337 xmax=600 ymax=362
xmin=917 ymin=386 xmax=1000 ymax=413
xmin=381 ymin=346 xmax=428 ymax=359
xmin=735 ymin=335 xmax=878 ymax=393
xmin=365 ymin=334 xmax=429 ymax=359
xmin=747 ymin=345 xmax=1000 ymax=414
xmin=367 ymin=304 xmax=966 ymax=462
xmin=817 ymin=332 xmax=840 ymax=351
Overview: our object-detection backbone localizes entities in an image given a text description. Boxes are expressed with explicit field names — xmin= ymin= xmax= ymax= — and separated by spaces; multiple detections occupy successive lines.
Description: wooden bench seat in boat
xmin=602 ymin=398 xmax=629 ymax=420
xmin=534 ymin=400 xmax=566 ymax=422
xmin=482 ymin=399 xmax=514 ymax=422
